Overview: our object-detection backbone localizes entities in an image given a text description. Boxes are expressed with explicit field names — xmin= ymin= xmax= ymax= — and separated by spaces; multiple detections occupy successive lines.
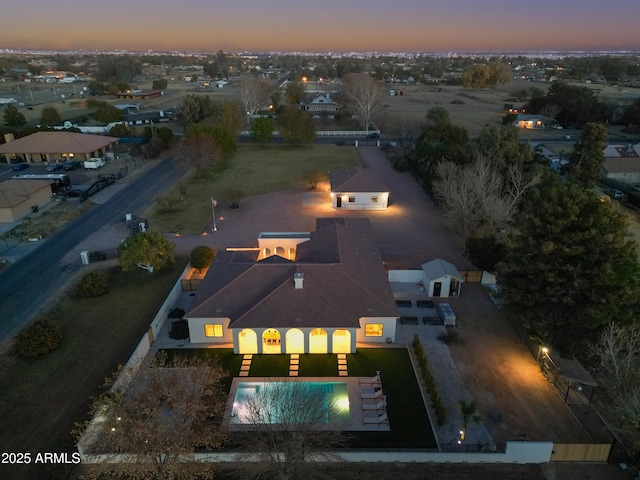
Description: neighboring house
xmin=515 ymin=114 xmax=546 ymax=129
xmin=301 ymin=94 xmax=338 ymax=113
xmin=0 ymin=179 xmax=51 ymax=222
xmin=421 ymin=259 xmax=464 ymax=297
xmin=330 ymin=167 xmax=389 ymax=210
xmin=185 ymin=218 xmax=399 ymax=354
xmin=601 ymin=143 xmax=640 ymax=184
xmin=0 ymin=131 xmax=118 ymax=166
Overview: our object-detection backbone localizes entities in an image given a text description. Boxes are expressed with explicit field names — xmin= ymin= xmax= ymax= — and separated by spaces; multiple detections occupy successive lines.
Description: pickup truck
xmin=84 ymin=157 xmax=105 ymax=169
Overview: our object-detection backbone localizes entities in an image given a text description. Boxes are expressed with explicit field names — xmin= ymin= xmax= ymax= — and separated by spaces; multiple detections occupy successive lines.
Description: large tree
xmin=567 ymin=122 xmax=608 ymax=188
xmin=3 ymin=103 xmax=26 ymax=127
xmin=172 ymin=130 xmax=223 ymax=177
xmin=250 ymin=117 xmax=274 ymax=147
xmin=432 ymin=156 xmax=539 ymax=240
xmin=40 ymin=106 xmax=61 ymax=126
xmin=339 ymin=73 xmax=386 ymax=132
xmin=118 ymin=231 xmax=176 ymax=272
xmin=498 ymin=182 xmax=640 ymax=353
xmin=590 ymin=322 xmax=640 ymax=456
xmin=79 ymin=354 xmax=227 ymax=479
xmin=278 ymin=106 xmax=315 ymax=144
xmin=233 ymin=380 xmax=348 ymax=480
xmin=237 ymin=76 xmax=275 ymax=124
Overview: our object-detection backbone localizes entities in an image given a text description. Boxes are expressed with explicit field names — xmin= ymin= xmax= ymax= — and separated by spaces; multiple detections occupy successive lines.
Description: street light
xmin=211 ymin=198 xmax=218 ymax=232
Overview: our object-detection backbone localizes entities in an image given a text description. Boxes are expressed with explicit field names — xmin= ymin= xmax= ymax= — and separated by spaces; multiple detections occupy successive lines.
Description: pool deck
xmin=224 ymin=376 xmax=390 ymax=432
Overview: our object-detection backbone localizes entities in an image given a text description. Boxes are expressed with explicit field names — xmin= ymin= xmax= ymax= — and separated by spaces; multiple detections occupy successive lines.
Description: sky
xmin=3 ymin=0 xmax=640 ymax=53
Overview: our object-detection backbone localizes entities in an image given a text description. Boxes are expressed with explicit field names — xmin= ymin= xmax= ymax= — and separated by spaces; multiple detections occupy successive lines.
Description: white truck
xmin=84 ymin=157 xmax=105 ymax=169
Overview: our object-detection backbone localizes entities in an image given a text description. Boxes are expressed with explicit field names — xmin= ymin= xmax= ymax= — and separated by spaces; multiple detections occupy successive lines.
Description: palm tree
xmin=416 ymin=138 xmax=450 ymax=179
xmin=458 ymin=400 xmax=481 ymax=441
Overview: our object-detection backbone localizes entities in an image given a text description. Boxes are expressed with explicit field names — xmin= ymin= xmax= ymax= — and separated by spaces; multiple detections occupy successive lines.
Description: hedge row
xmin=412 ymin=333 xmax=447 ymax=425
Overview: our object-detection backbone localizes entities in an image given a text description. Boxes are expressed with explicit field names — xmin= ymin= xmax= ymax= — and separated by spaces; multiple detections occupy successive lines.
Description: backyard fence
xmin=550 ymin=443 xmax=612 ymax=462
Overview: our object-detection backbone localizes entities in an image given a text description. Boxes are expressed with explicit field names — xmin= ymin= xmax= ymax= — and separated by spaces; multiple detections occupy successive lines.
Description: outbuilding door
xmin=433 ymin=282 xmax=442 ymax=297
xmin=336 ymin=196 xmax=342 ymax=208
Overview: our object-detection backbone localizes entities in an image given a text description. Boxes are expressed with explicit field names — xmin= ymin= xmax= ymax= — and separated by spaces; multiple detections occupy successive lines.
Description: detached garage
xmin=330 ymin=167 xmax=389 ymax=210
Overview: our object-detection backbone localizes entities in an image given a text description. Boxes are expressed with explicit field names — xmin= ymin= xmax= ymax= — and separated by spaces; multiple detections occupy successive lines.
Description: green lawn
xmin=146 ymin=144 xmax=361 ymax=234
xmin=161 ymin=348 xmax=436 ymax=449
xmin=0 ymin=260 xmax=188 ymax=479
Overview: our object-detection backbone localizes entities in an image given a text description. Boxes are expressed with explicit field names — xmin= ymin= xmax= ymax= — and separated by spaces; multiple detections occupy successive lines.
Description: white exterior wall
xmin=356 ymin=317 xmax=397 ymax=344
xmin=332 ymin=191 xmax=388 ymax=210
xmin=388 ymin=270 xmax=426 ymax=283
xmin=232 ymin=326 xmax=358 ymax=354
xmin=257 ymin=234 xmax=310 ymax=260
xmin=187 ymin=317 xmax=233 ymax=344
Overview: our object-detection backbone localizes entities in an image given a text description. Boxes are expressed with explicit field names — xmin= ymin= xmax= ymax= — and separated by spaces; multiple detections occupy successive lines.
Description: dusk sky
xmin=3 ymin=0 xmax=640 ymax=53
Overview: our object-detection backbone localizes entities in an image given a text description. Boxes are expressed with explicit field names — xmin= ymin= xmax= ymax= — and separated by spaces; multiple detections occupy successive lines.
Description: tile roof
xmin=329 ymin=167 xmax=388 ymax=193
xmin=185 ymin=218 xmax=398 ymax=329
xmin=0 ymin=180 xmax=50 ymax=208
xmin=603 ymin=157 xmax=640 ymax=174
xmin=0 ymin=132 xmax=118 ymax=155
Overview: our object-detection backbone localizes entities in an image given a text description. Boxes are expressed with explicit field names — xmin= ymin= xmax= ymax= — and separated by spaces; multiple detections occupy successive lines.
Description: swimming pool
xmin=230 ymin=380 xmax=350 ymax=425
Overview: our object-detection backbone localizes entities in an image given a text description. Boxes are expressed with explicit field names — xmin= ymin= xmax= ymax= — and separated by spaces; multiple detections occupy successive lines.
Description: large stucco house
xmin=329 ymin=167 xmax=389 ymax=210
xmin=0 ymin=131 xmax=118 ymax=165
xmin=185 ymin=218 xmax=398 ymax=354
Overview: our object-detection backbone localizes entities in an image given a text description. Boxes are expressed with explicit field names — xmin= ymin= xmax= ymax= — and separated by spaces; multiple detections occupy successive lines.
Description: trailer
xmin=84 ymin=157 xmax=105 ymax=169
xmin=437 ymin=302 xmax=456 ymax=326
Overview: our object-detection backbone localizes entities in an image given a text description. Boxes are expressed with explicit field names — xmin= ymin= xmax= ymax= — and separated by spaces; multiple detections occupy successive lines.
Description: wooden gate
xmin=550 ymin=443 xmax=612 ymax=462
xmin=459 ymin=270 xmax=482 ymax=283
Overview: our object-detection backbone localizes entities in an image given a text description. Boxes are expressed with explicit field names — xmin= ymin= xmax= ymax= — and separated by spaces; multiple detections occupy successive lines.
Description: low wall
xmin=388 ymin=270 xmax=424 ymax=283
xmin=81 ymin=441 xmax=553 ymax=464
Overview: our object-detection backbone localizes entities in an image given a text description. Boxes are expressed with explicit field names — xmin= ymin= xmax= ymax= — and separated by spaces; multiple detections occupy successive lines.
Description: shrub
xmin=15 ymin=318 xmax=63 ymax=358
xmin=190 ymin=245 xmax=215 ymax=272
xmin=76 ymin=271 xmax=109 ymax=298
xmin=168 ymin=307 xmax=185 ymax=319
xmin=88 ymin=250 xmax=106 ymax=262
xmin=169 ymin=320 xmax=189 ymax=340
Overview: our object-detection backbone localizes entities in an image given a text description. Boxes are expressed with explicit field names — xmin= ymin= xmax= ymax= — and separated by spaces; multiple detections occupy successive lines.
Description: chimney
xmin=294 ymin=272 xmax=304 ymax=289
xmin=4 ymin=133 xmax=15 ymax=143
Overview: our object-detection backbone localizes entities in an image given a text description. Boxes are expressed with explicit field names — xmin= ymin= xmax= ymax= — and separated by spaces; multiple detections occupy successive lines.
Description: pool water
xmin=231 ymin=381 xmax=350 ymax=424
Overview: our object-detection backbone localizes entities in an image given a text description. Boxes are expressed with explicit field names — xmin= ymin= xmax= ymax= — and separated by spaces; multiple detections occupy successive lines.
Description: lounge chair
xmin=362 ymin=400 xmax=385 ymax=411
xmin=363 ymin=412 xmax=389 ymax=425
xmin=358 ymin=375 xmax=381 ymax=386
xmin=360 ymin=387 xmax=383 ymax=400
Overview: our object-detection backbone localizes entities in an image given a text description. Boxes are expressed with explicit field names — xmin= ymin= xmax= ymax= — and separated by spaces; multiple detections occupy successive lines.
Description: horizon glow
xmin=2 ymin=0 xmax=640 ymax=53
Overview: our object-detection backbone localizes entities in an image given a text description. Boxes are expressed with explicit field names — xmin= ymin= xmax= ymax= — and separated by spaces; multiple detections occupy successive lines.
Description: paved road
xmin=0 ymin=157 xmax=188 ymax=341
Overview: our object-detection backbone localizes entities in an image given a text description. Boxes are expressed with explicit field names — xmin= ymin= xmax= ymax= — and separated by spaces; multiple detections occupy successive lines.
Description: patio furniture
xmin=395 ymin=300 xmax=413 ymax=308
xmin=364 ymin=412 xmax=388 ymax=425
xmin=417 ymin=300 xmax=434 ymax=308
xmin=400 ymin=316 xmax=419 ymax=325
xmin=360 ymin=387 xmax=383 ymax=399
xmin=358 ymin=375 xmax=381 ymax=386
xmin=362 ymin=400 xmax=385 ymax=411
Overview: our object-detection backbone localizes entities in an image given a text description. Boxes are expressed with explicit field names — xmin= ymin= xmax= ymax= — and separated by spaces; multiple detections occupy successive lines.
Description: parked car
xmin=62 ymin=160 xmax=81 ymax=171
xmin=604 ymin=188 xmax=625 ymax=199
xmin=45 ymin=163 xmax=63 ymax=172
xmin=366 ymin=132 xmax=380 ymax=139
xmin=12 ymin=162 xmax=29 ymax=171
xmin=551 ymin=124 xmax=563 ymax=130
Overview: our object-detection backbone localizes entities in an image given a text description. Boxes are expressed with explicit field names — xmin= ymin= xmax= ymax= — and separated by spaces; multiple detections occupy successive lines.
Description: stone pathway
xmin=289 ymin=354 xmax=299 ymax=376
xmin=240 ymin=354 xmax=252 ymax=376
xmin=338 ymin=353 xmax=348 ymax=376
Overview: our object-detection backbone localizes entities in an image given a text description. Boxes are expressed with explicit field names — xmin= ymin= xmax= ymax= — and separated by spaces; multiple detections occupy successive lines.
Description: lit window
xmin=371 ymin=196 xmax=378 ymax=203
xmin=365 ymin=324 xmax=383 ymax=337
xmin=204 ymin=324 xmax=223 ymax=337
xmin=348 ymin=196 xmax=355 ymax=203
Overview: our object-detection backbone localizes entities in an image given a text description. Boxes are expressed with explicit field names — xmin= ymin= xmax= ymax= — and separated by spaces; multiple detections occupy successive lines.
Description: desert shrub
xmin=15 ymin=318 xmax=63 ymax=358
xmin=169 ymin=320 xmax=189 ymax=340
xmin=413 ymin=335 xmax=447 ymax=425
xmin=76 ymin=271 xmax=109 ymax=298
xmin=168 ymin=307 xmax=185 ymax=319
xmin=88 ymin=250 xmax=106 ymax=262
xmin=190 ymin=245 xmax=215 ymax=272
